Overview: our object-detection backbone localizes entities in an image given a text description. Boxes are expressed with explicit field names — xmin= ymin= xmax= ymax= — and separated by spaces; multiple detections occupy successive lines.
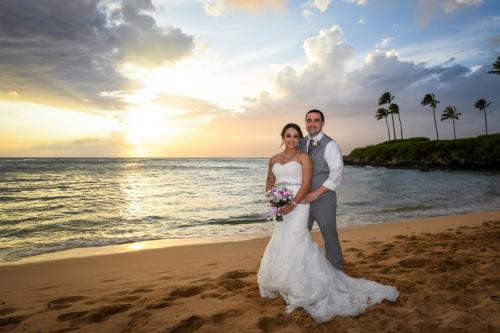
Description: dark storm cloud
xmin=0 ymin=0 xmax=194 ymax=111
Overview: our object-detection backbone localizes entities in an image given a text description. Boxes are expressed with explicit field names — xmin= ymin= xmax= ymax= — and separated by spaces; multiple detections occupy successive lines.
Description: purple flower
xmin=265 ymin=186 xmax=294 ymax=222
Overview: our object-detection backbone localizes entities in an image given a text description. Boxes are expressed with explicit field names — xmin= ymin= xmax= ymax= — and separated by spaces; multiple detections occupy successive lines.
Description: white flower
xmin=312 ymin=139 xmax=321 ymax=147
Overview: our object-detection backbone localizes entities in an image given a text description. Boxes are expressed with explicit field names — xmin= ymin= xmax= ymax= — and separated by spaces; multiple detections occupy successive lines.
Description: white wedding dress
xmin=257 ymin=161 xmax=399 ymax=322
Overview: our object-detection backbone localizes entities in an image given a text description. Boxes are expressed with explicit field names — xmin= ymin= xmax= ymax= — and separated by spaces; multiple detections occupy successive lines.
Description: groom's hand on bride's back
xmin=301 ymin=192 xmax=319 ymax=204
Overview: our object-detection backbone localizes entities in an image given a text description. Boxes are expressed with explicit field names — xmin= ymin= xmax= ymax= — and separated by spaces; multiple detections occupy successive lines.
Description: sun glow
xmin=126 ymin=105 xmax=183 ymax=146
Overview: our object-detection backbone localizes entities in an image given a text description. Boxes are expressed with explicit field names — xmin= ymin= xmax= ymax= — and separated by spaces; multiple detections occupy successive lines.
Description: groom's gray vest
xmin=299 ymin=134 xmax=333 ymax=193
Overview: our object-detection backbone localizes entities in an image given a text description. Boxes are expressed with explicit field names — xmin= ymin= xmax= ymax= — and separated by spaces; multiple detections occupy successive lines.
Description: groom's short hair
xmin=306 ymin=109 xmax=325 ymax=122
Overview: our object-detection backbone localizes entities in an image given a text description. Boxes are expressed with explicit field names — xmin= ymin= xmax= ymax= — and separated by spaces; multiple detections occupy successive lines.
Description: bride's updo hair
xmin=281 ymin=123 xmax=304 ymax=139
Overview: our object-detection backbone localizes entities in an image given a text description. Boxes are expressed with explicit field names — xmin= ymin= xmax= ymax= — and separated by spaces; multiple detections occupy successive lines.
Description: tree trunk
xmin=432 ymin=107 xmax=439 ymax=140
xmin=397 ymin=113 xmax=403 ymax=139
xmin=385 ymin=117 xmax=390 ymax=141
xmin=452 ymin=118 xmax=456 ymax=139
xmin=484 ymin=109 xmax=488 ymax=135
xmin=391 ymin=114 xmax=396 ymax=140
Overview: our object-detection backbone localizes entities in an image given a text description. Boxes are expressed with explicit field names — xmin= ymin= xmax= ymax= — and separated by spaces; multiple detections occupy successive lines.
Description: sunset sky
xmin=0 ymin=0 xmax=499 ymax=157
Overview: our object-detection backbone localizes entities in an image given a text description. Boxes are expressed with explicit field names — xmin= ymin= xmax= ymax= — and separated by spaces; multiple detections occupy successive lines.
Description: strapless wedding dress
xmin=257 ymin=161 xmax=398 ymax=322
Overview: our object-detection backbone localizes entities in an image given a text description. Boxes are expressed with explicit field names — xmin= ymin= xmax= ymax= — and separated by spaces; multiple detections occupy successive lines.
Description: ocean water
xmin=0 ymin=158 xmax=499 ymax=262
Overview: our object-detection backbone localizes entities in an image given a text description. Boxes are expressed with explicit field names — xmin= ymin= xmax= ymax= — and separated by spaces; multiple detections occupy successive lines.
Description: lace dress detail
xmin=257 ymin=161 xmax=398 ymax=322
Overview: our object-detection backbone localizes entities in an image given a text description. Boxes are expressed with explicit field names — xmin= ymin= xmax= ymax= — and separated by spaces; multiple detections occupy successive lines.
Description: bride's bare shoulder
xmin=269 ymin=154 xmax=281 ymax=165
xmin=298 ymin=151 xmax=311 ymax=163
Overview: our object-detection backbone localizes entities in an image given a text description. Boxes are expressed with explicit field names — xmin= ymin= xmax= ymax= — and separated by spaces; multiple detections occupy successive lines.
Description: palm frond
xmin=421 ymin=93 xmax=439 ymax=107
xmin=375 ymin=108 xmax=388 ymax=120
xmin=488 ymin=56 xmax=500 ymax=75
xmin=388 ymin=103 xmax=399 ymax=114
xmin=378 ymin=92 xmax=394 ymax=106
xmin=441 ymin=105 xmax=460 ymax=121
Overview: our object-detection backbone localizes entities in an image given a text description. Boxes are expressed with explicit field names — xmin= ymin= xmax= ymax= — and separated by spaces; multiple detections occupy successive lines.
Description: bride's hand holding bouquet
xmin=265 ymin=186 xmax=296 ymax=221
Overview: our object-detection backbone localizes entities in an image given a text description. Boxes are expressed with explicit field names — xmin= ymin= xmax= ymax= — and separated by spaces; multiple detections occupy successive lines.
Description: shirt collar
xmin=310 ymin=132 xmax=324 ymax=142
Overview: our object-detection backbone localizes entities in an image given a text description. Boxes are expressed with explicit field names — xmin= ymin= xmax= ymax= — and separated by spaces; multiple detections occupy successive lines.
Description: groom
xmin=299 ymin=109 xmax=344 ymax=271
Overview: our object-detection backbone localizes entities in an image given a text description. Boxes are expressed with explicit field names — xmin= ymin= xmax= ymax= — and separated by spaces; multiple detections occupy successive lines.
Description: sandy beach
xmin=1 ymin=210 xmax=499 ymax=333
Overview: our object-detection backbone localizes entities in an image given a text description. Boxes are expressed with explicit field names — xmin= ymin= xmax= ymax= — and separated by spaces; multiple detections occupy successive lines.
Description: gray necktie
xmin=308 ymin=139 xmax=314 ymax=155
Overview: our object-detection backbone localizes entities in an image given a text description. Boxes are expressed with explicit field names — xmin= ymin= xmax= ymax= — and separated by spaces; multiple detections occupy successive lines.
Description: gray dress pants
xmin=308 ymin=191 xmax=343 ymax=270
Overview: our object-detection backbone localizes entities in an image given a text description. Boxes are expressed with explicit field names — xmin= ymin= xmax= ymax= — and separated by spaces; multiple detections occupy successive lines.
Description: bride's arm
xmin=265 ymin=157 xmax=276 ymax=192
xmin=293 ymin=154 xmax=312 ymax=204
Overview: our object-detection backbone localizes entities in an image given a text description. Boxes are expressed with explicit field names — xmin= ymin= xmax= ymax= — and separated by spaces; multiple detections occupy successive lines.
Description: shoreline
xmin=1 ymin=210 xmax=498 ymax=332
xmin=2 ymin=209 xmax=500 ymax=266
xmin=344 ymin=159 xmax=500 ymax=172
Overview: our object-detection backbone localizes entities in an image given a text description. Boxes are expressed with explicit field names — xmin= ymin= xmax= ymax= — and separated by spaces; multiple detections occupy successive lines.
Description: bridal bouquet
xmin=265 ymin=186 xmax=294 ymax=222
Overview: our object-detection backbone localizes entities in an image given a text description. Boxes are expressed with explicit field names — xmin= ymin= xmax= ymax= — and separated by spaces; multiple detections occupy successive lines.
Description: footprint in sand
xmin=201 ymin=292 xmax=221 ymax=299
xmin=398 ymin=257 xmax=428 ymax=268
xmin=218 ymin=292 xmax=235 ymax=300
xmin=130 ymin=288 xmax=154 ymax=294
xmin=437 ymin=258 xmax=462 ymax=272
xmin=166 ymin=310 xmax=243 ymax=333
xmin=219 ymin=270 xmax=253 ymax=279
xmin=210 ymin=309 xmax=243 ymax=323
xmin=57 ymin=303 xmax=133 ymax=324
xmin=217 ymin=279 xmax=250 ymax=291
xmin=166 ymin=315 xmax=206 ymax=333
xmin=192 ymin=277 xmax=212 ymax=283
xmin=47 ymin=296 xmax=88 ymax=309
xmin=160 ymin=276 xmax=172 ymax=280
xmin=126 ymin=310 xmax=153 ymax=331
xmin=169 ymin=284 xmax=209 ymax=299
xmin=200 ymin=272 xmax=253 ymax=297
xmin=257 ymin=314 xmax=287 ymax=333
xmin=0 ymin=316 xmax=22 ymax=328
xmin=246 ymin=288 xmax=261 ymax=298
xmin=112 ymin=296 xmax=142 ymax=303
xmin=0 ymin=307 xmax=16 ymax=316
xmin=145 ymin=301 xmax=175 ymax=310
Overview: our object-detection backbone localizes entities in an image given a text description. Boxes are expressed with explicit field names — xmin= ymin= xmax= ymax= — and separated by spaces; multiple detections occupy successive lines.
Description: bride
xmin=257 ymin=123 xmax=399 ymax=322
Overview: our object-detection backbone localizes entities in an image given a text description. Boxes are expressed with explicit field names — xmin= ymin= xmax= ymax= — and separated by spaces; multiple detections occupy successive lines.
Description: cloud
xmin=303 ymin=25 xmax=355 ymax=67
xmin=442 ymin=0 xmax=482 ymax=13
xmin=343 ymin=0 xmax=368 ymax=6
xmin=358 ymin=16 xmax=366 ymax=24
xmin=416 ymin=0 xmax=483 ymax=28
xmin=204 ymin=0 xmax=287 ymax=17
xmin=302 ymin=0 xmax=331 ymax=16
xmin=0 ymin=0 xmax=194 ymax=111
xmin=6 ymin=131 xmax=129 ymax=157
xmin=153 ymin=93 xmax=230 ymax=117
xmin=375 ymin=37 xmax=392 ymax=50
xmin=204 ymin=0 xmax=225 ymax=16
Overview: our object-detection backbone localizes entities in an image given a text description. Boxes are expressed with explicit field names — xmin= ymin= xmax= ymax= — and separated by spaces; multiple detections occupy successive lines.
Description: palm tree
xmin=488 ymin=56 xmax=500 ymax=75
xmin=378 ymin=92 xmax=396 ymax=140
xmin=474 ymin=99 xmax=493 ymax=135
xmin=388 ymin=103 xmax=403 ymax=140
xmin=375 ymin=108 xmax=391 ymax=141
xmin=440 ymin=106 xmax=461 ymax=139
xmin=421 ymin=93 xmax=440 ymax=140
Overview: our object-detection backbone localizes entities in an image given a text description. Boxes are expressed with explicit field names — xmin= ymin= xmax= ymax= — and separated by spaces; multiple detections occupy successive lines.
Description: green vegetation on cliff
xmin=345 ymin=134 xmax=500 ymax=170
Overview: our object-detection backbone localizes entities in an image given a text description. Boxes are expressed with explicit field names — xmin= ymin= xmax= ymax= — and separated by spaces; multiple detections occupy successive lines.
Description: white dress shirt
xmin=306 ymin=132 xmax=344 ymax=192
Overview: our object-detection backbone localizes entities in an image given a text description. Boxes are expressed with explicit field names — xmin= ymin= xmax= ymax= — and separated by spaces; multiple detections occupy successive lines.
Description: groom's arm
xmin=322 ymin=140 xmax=344 ymax=191
xmin=302 ymin=141 xmax=343 ymax=203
